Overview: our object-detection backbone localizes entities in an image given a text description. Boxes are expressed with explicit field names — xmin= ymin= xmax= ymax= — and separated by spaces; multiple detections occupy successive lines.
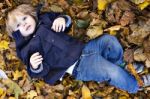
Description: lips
xmin=26 ymin=25 xmax=31 ymax=31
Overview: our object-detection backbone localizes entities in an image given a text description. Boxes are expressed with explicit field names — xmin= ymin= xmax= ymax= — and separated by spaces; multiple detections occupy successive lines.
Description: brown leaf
xmin=145 ymin=59 xmax=150 ymax=68
xmin=120 ymin=11 xmax=135 ymax=26
xmin=124 ymin=48 xmax=134 ymax=63
xmin=127 ymin=19 xmax=150 ymax=46
xmin=134 ymin=48 xmax=147 ymax=62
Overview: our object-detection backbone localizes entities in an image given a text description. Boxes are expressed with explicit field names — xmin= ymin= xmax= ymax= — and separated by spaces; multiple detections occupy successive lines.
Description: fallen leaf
xmin=0 ymin=87 xmax=4 ymax=96
xmin=8 ymin=97 xmax=15 ymax=99
xmin=0 ymin=40 xmax=9 ymax=50
xmin=27 ymin=90 xmax=38 ymax=99
xmin=124 ymin=49 xmax=134 ymax=63
xmin=86 ymin=26 xmax=103 ymax=39
xmin=134 ymin=48 xmax=147 ymax=62
xmin=50 ymin=5 xmax=63 ymax=12
xmin=145 ymin=59 xmax=150 ymax=68
xmin=104 ymin=25 xmax=122 ymax=35
xmin=76 ymin=19 xmax=90 ymax=29
xmin=82 ymin=85 xmax=92 ymax=99
xmin=12 ymin=70 xmax=22 ymax=80
xmin=77 ymin=11 xmax=89 ymax=19
xmin=126 ymin=64 xmax=143 ymax=86
xmin=138 ymin=1 xmax=150 ymax=10
xmin=120 ymin=11 xmax=135 ymax=26
xmin=2 ymin=79 xmax=23 ymax=99
xmin=97 ymin=0 xmax=109 ymax=11
xmin=131 ymin=0 xmax=145 ymax=4
xmin=104 ymin=25 xmax=122 ymax=31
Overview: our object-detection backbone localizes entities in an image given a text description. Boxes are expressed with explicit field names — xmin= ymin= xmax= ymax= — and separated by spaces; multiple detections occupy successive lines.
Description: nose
xmin=23 ymin=23 xmax=27 ymax=27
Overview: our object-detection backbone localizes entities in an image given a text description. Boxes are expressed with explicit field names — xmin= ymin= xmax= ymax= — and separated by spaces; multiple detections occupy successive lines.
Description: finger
xmin=32 ymin=55 xmax=43 ymax=61
xmin=62 ymin=23 xmax=65 ymax=32
xmin=34 ymin=61 xmax=42 ymax=68
xmin=51 ymin=21 xmax=56 ymax=30
xmin=55 ymin=22 xmax=59 ymax=32
xmin=33 ymin=58 xmax=43 ymax=63
xmin=58 ymin=24 xmax=62 ymax=32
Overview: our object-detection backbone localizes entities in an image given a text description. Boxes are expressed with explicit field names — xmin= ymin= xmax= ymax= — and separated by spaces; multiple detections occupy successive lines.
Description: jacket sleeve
xmin=27 ymin=61 xmax=50 ymax=78
xmin=39 ymin=12 xmax=72 ymax=29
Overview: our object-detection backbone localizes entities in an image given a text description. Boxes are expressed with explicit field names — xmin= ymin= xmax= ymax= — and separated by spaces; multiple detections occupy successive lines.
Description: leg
xmin=96 ymin=34 xmax=124 ymax=65
xmin=74 ymin=35 xmax=139 ymax=93
xmin=75 ymin=52 xmax=139 ymax=93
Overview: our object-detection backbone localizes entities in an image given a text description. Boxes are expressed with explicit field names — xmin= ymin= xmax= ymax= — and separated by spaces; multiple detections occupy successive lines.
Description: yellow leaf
xmin=104 ymin=25 xmax=122 ymax=31
xmin=8 ymin=97 xmax=16 ymax=99
xmin=27 ymin=90 xmax=38 ymax=99
xmin=0 ymin=40 xmax=9 ymax=50
xmin=98 ymin=0 xmax=108 ymax=10
xmin=12 ymin=70 xmax=23 ymax=80
xmin=0 ymin=88 xmax=4 ymax=96
xmin=138 ymin=1 xmax=150 ymax=10
xmin=82 ymin=85 xmax=92 ymax=99
xmin=0 ymin=91 xmax=6 ymax=99
xmin=109 ymin=30 xmax=117 ymax=35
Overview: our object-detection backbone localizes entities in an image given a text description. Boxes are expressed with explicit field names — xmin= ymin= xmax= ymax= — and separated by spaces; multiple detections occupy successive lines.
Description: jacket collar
xmin=12 ymin=4 xmax=43 ymax=49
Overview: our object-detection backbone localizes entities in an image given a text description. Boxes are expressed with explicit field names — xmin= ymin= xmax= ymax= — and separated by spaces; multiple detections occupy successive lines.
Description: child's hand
xmin=51 ymin=17 xmax=66 ymax=32
xmin=30 ymin=52 xmax=43 ymax=69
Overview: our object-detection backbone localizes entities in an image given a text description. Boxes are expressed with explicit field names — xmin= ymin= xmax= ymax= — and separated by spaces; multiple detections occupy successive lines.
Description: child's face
xmin=13 ymin=14 xmax=36 ymax=37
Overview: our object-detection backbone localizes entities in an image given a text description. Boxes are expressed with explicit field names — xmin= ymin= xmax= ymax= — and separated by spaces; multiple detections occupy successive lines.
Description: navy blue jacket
xmin=12 ymin=12 xmax=85 ymax=84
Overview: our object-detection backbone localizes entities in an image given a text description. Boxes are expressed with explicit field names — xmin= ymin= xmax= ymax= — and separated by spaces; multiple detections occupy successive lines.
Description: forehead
xmin=8 ymin=11 xmax=25 ymax=28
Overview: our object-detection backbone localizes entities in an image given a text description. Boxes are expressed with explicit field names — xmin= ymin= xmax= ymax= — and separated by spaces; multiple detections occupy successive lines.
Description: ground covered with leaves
xmin=0 ymin=0 xmax=150 ymax=99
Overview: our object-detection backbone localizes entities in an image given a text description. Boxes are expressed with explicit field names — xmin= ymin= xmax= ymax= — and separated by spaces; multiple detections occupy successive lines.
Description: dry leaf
xmin=2 ymin=79 xmax=23 ymax=99
xmin=145 ymin=59 xmax=150 ymax=68
xmin=12 ymin=70 xmax=22 ymax=80
xmin=82 ymin=85 xmax=92 ymax=99
xmin=126 ymin=64 xmax=143 ymax=86
xmin=27 ymin=90 xmax=38 ymax=99
xmin=131 ymin=0 xmax=145 ymax=4
xmin=98 ymin=0 xmax=108 ymax=10
xmin=0 ymin=40 xmax=9 ymax=50
xmin=124 ymin=49 xmax=134 ymax=63
xmin=138 ymin=1 xmax=150 ymax=10
xmin=50 ymin=5 xmax=63 ymax=12
xmin=134 ymin=48 xmax=147 ymax=62
xmin=86 ymin=26 xmax=103 ymax=39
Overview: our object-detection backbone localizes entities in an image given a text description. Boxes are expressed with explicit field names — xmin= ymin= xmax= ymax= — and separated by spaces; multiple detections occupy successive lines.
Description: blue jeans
xmin=73 ymin=34 xmax=139 ymax=93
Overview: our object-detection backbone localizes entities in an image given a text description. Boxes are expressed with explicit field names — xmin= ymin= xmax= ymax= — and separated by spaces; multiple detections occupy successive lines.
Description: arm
xmin=40 ymin=12 xmax=72 ymax=32
xmin=27 ymin=52 xmax=50 ymax=78
xmin=51 ymin=15 xmax=72 ymax=32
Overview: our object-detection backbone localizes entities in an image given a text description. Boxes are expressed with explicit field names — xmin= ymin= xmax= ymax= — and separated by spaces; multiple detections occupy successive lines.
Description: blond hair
xmin=6 ymin=4 xmax=37 ymax=37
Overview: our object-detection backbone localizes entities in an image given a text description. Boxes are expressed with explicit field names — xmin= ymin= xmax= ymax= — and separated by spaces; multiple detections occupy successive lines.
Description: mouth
xmin=26 ymin=25 xmax=31 ymax=31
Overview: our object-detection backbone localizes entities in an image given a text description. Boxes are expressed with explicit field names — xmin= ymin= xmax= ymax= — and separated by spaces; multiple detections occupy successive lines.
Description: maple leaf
xmin=12 ymin=70 xmax=23 ymax=80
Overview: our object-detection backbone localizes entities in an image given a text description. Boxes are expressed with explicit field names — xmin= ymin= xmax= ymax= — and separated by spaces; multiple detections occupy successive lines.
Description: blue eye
xmin=23 ymin=17 xmax=27 ymax=20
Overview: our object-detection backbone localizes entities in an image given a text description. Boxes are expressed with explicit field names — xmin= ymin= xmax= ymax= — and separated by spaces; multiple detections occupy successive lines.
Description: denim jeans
xmin=73 ymin=34 xmax=139 ymax=93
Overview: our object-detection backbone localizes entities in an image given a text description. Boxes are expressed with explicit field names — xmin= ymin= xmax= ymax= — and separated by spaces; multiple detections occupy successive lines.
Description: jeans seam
xmin=81 ymin=52 xmax=97 ymax=57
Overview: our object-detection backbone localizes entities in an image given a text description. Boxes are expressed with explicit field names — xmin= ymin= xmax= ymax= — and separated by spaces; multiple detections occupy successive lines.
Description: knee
xmin=97 ymin=34 xmax=118 ymax=45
